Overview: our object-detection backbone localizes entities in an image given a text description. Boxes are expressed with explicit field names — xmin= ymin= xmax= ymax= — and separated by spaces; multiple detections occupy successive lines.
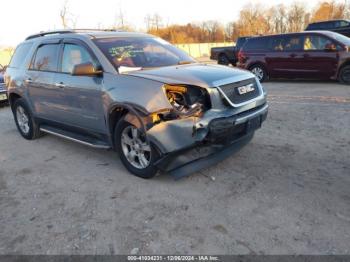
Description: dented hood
xmin=127 ymin=63 xmax=253 ymax=88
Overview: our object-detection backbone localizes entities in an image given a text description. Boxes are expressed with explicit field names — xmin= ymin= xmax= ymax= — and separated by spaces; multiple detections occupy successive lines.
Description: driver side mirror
xmin=72 ymin=62 xmax=103 ymax=76
xmin=324 ymin=43 xmax=337 ymax=52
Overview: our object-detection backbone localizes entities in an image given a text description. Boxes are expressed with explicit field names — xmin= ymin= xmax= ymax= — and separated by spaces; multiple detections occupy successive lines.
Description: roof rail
xmin=25 ymin=29 xmax=121 ymax=40
xmin=25 ymin=30 xmax=74 ymax=40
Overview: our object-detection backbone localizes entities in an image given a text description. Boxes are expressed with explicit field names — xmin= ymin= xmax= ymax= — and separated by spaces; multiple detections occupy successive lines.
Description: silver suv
xmin=5 ymin=30 xmax=268 ymax=179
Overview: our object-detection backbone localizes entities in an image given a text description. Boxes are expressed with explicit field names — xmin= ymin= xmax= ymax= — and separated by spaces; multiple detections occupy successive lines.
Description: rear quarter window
xmin=9 ymin=43 xmax=33 ymax=68
xmin=243 ymin=38 xmax=268 ymax=51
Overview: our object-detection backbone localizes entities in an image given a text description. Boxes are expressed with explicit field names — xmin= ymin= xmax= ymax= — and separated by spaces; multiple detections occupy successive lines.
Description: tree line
xmin=60 ymin=1 xmax=350 ymax=44
xmin=146 ymin=1 xmax=350 ymax=43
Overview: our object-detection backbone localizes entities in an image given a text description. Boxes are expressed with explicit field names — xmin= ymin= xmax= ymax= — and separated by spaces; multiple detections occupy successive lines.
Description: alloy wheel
xmin=251 ymin=67 xmax=264 ymax=81
xmin=120 ymin=126 xmax=152 ymax=169
xmin=16 ymin=106 xmax=30 ymax=134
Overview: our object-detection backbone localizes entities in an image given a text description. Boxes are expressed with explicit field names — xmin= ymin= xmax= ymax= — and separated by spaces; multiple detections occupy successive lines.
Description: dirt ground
xmin=0 ymin=81 xmax=349 ymax=255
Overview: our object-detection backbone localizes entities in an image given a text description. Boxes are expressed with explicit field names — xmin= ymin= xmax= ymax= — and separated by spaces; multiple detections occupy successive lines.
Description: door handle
xmin=289 ymin=54 xmax=296 ymax=58
xmin=55 ymin=82 xmax=66 ymax=88
xmin=25 ymin=78 xmax=33 ymax=84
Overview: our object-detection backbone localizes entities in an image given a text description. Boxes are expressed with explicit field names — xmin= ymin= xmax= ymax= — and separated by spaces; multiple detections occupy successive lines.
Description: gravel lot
xmin=0 ymin=81 xmax=349 ymax=255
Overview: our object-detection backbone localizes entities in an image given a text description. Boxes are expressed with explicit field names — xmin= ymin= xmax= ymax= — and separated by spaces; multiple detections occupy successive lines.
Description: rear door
xmin=52 ymin=39 xmax=106 ymax=133
xmin=26 ymin=40 xmax=62 ymax=119
xmin=302 ymin=33 xmax=339 ymax=78
xmin=266 ymin=34 xmax=305 ymax=78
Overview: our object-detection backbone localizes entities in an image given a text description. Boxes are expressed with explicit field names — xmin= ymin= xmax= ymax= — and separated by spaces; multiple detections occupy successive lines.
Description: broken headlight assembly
xmin=163 ymin=84 xmax=211 ymax=118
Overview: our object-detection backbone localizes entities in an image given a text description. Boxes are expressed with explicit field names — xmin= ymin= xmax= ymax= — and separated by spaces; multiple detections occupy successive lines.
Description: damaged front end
xmin=122 ymin=76 xmax=268 ymax=179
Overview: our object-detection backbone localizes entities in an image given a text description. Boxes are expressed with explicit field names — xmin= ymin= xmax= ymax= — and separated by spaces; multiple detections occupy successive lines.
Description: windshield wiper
xmin=118 ymin=66 xmax=143 ymax=74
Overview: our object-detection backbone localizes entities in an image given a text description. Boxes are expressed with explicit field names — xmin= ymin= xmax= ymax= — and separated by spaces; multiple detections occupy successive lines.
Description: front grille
xmin=219 ymin=78 xmax=260 ymax=105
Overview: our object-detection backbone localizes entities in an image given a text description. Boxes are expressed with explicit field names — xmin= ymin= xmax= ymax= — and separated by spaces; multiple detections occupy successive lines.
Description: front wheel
xmin=250 ymin=64 xmax=267 ymax=82
xmin=115 ymin=118 xmax=159 ymax=179
xmin=338 ymin=65 xmax=350 ymax=84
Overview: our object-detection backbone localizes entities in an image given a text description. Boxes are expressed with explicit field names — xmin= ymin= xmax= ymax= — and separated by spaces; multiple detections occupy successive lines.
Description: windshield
xmin=93 ymin=37 xmax=195 ymax=70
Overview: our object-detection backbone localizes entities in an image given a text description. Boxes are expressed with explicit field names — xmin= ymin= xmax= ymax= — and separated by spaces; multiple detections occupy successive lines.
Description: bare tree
xmin=144 ymin=13 xmax=163 ymax=31
xmin=115 ymin=6 xmax=125 ymax=29
xmin=268 ymin=4 xmax=287 ymax=34
xmin=144 ymin=14 xmax=152 ymax=31
xmin=59 ymin=0 xmax=77 ymax=29
xmin=225 ymin=22 xmax=235 ymax=41
xmin=153 ymin=13 xmax=163 ymax=31
xmin=287 ymin=3 xmax=308 ymax=32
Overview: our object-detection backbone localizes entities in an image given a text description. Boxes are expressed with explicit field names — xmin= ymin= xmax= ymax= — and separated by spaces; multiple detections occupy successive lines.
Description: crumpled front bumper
xmin=147 ymin=103 xmax=268 ymax=179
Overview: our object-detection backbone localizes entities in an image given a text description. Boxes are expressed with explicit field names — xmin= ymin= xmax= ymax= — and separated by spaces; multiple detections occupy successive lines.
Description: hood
xmin=127 ymin=63 xmax=254 ymax=88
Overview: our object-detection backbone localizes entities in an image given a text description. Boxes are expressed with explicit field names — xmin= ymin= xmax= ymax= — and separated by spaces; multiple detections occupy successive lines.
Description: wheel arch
xmin=248 ymin=62 xmax=268 ymax=71
xmin=218 ymin=53 xmax=232 ymax=65
xmin=8 ymin=93 xmax=22 ymax=111
xmin=108 ymin=106 xmax=129 ymax=144
xmin=107 ymin=103 xmax=151 ymax=146
xmin=337 ymin=60 xmax=350 ymax=78
xmin=248 ymin=62 xmax=269 ymax=79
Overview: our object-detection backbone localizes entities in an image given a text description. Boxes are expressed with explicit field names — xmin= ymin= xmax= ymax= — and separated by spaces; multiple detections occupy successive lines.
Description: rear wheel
xmin=115 ymin=118 xmax=159 ymax=178
xmin=218 ymin=54 xmax=230 ymax=65
xmin=13 ymin=98 xmax=42 ymax=140
xmin=338 ymin=65 xmax=350 ymax=84
xmin=250 ymin=64 xmax=267 ymax=82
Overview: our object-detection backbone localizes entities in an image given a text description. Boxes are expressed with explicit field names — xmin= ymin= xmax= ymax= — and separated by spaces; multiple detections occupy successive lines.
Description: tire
xmin=250 ymin=64 xmax=267 ymax=82
xmin=114 ymin=118 xmax=159 ymax=179
xmin=13 ymin=98 xmax=42 ymax=140
xmin=218 ymin=54 xmax=230 ymax=65
xmin=338 ymin=65 xmax=350 ymax=84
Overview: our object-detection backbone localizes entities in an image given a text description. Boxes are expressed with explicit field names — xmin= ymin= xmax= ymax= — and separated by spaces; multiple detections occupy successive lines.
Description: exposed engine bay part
xmin=163 ymin=84 xmax=211 ymax=118
xmin=120 ymin=85 xmax=212 ymax=141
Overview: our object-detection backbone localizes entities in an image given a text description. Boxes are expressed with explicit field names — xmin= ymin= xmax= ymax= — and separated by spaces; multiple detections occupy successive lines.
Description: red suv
xmin=237 ymin=31 xmax=350 ymax=84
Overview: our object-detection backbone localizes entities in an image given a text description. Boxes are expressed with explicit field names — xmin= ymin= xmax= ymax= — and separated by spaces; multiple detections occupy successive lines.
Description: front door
xmin=52 ymin=40 xmax=106 ymax=134
xmin=301 ymin=34 xmax=339 ymax=79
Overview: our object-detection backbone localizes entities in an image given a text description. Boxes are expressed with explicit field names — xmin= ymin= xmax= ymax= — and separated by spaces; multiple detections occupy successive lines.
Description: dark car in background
xmin=0 ymin=64 xmax=8 ymax=104
xmin=237 ymin=31 xmax=350 ymax=84
xmin=210 ymin=37 xmax=250 ymax=65
xmin=305 ymin=19 xmax=350 ymax=37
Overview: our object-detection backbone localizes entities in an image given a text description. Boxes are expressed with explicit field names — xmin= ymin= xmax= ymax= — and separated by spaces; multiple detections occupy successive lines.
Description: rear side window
xmin=9 ymin=43 xmax=33 ymax=68
xmin=31 ymin=44 xmax=59 ymax=72
xmin=269 ymin=35 xmax=303 ymax=51
xmin=243 ymin=38 xmax=268 ymax=51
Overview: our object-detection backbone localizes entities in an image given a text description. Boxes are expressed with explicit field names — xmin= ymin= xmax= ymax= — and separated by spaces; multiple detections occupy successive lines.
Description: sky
xmin=0 ymin=0 xmax=323 ymax=47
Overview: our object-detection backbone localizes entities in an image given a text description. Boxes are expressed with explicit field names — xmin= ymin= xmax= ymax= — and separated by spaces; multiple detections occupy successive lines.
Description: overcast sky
xmin=1 ymin=0 xmax=324 ymax=46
